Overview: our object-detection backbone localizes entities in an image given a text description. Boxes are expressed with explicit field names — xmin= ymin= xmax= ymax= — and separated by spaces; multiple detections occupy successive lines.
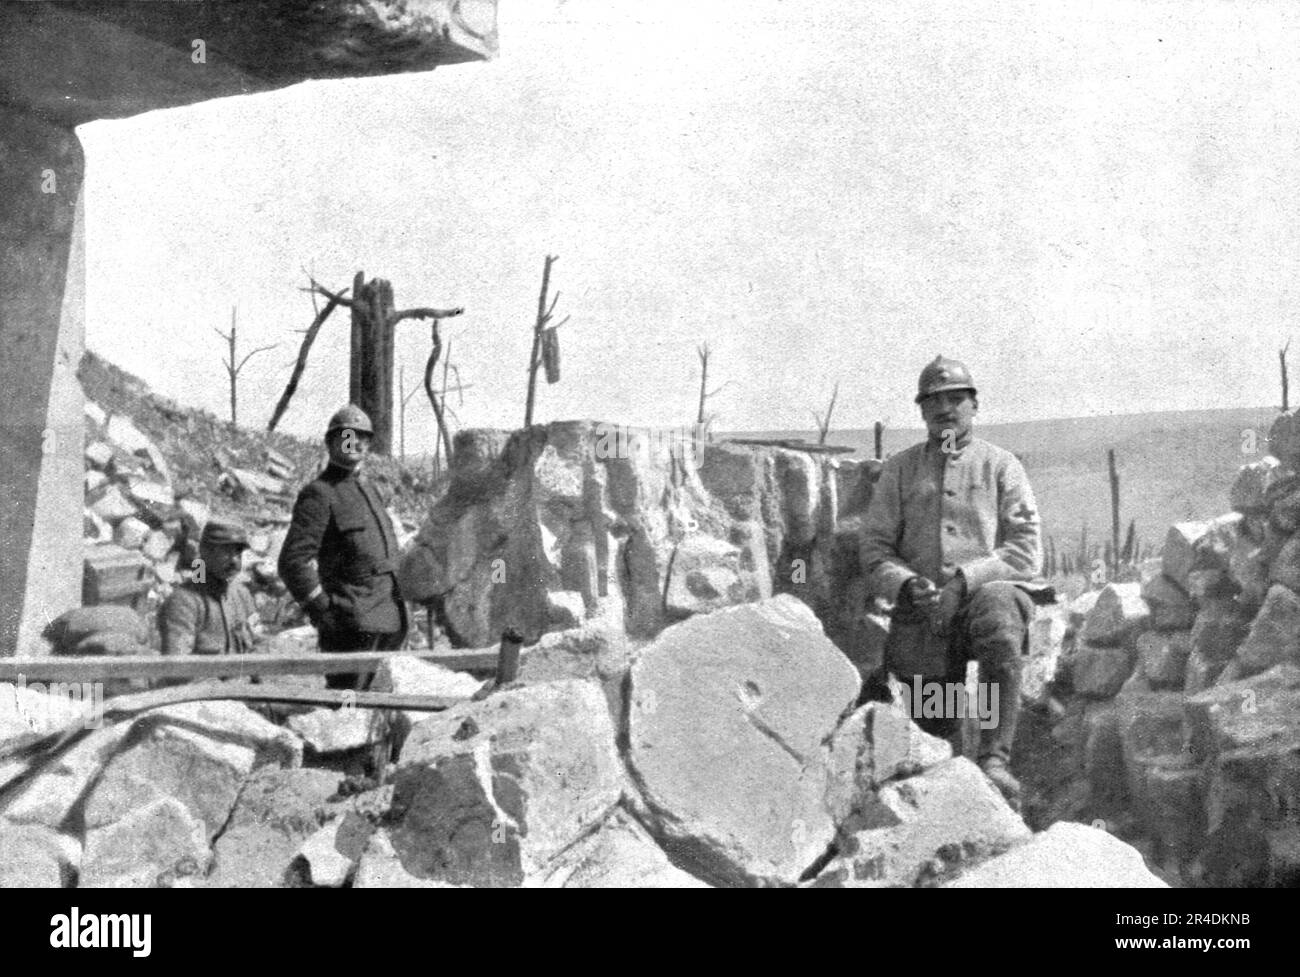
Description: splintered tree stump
xmin=351 ymin=273 xmax=398 ymax=455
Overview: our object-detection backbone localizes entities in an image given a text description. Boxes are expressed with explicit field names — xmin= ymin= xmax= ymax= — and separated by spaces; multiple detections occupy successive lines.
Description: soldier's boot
xmin=963 ymin=581 xmax=1032 ymax=812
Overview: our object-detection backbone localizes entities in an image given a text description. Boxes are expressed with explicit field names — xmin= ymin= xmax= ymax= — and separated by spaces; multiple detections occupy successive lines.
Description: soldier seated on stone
xmin=158 ymin=518 xmax=263 ymax=659
xmin=859 ymin=355 xmax=1052 ymax=809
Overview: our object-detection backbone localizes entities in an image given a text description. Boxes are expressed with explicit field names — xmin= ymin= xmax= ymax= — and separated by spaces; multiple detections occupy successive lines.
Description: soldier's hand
xmin=305 ymin=593 xmax=331 ymax=629
xmin=903 ymin=576 xmax=940 ymax=608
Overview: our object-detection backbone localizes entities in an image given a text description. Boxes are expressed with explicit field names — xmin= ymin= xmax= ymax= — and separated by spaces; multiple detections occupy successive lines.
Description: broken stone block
xmin=1022 ymin=604 xmax=1068 ymax=705
xmin=143 ymin=700 xmax=303 ymax=769
xmin=1162 ymin=522 xmax=1207 ymax=590
xmin=531 ymin=808 xmax=710 ymax=888
xmin=1083 ymin=701 xmax=1124 ymax=805
xmin=511 ymin=624 xmax=632 ymax=722
xmin=1192 ymin=513 xmax=1243 ymax=573
xmin=204 ymin=767 xmax=343 ymax=888
xmin=352 ymin=830 xmax=467 ymax=888
xmin=371 ymin=654 xmax=483 ymax=742
xmin=91 ymin=485 xmax=139 ymax=524
xmin=1269 ymin=534 xmax=1300 ymax=594
xmin=141 ymin=530 xmax=172 ymax=562
xmin=664 ymin=534 xmax=748 ymax=618
xmin=812 ymin=758 xmax=1030 ymax=888
xmin=127 ymin=479 xmax=174 ymax=510
xmin=1230 ymin=457 xmax=1278 ymax=514
xmin=80 ymin=797 xmax=211 ymax=888
xmin=1264 ymin=825 xmax=1300 ymax=887
xmin=1268 ymin=411 xmax=1300 ymax=468
xmin=84 ymin=469 xmax=108 ymax=494
xmin=389 ymin=679 xmax=624 ymax=888
xmin=176 ymin=497 xmax=210 ymax=534
xmin=1140 ymin=574 xmax=1194 ymax=631
xmin=1071 ymin=642 xmax=1136 ymax=699
xmin=84 ymin=441 xmax=113 ymax=470
xmin=1082 ymin=583 xmax=1150 ymax=646
xmin=626 ymin=596 xmax=859 ymax=886
xmin=0 ymin=822 xmax=78 ymax=887
xmin=1190 ymin=598 xmax=1252 ymax=663
xmin=83 ymin=724 xmax=256 ymax=840
xmin=1269 ymin=485 xmax=1300 ymax=535
xmin=1067 ymin=590 xmax=1100 ymax=631
xmin=0 ymin=725 xmax=131 ymax=828
xmin=1115 ymin=690 xmax=1199 ymax=853
xmin=113 ymin=516 xmax=150 ymax=550
xmin=292 ymin=812 xmax=373 ymax=888
xmin=942 ymin=822 xmax=1166 ymax=887
xmin=1136 ymin=630 xmax=1192 ymax=689
xmin=1184 ymin=663 xmax=1300 ymax=763
xmin=1234 ymin=584 xmax=1300 ymax=677
xmin=288 ymin=707 xmax=387 ymax=756
xmin=546 ymin=589 xmax=587 ymax=629
xmin=824 ymin=702 xmax=953 ymax=824
xmin=1186 ymin=568 xmax=1237 ymax=602
xmin=1184 ymin=647 xmax=1228 ymax=695
xmin=1228 ymin=535 xmax=1272 ymax=609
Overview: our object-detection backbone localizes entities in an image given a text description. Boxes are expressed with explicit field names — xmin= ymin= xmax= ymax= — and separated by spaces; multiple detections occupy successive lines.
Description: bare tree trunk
xmin=874 ymin=420 xmax=884 ymax=460
xmin=424 ymin=322 xmax=453 ymax=462
xmin=1282 ymin=339 xmax=1292 ymax=412
xmin=696 ymin=342 xmax=710 ymax=427
xmin=228 ymin=307 xmax=237 ymax=426
xmin=1108 ymin=448 xmax=1121 ymax=578
xmin=525 ymin=255 xmax=558 ymax=428
xmin=268 ymin=281 xmax=347 ymax=432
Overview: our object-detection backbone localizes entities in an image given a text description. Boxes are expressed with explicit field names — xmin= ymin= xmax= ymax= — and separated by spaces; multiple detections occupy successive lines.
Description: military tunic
xmin=278 ymin=463 xmax=406 ymax=639
xmin=859 ymin=435 xmax=1044 ymax=675
xmin=158 ymin=578 xmax=261 ymax=656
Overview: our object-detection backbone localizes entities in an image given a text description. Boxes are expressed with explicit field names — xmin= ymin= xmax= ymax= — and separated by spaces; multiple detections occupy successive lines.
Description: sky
xmin=78 ymin=0 xmax=1300 ymax=449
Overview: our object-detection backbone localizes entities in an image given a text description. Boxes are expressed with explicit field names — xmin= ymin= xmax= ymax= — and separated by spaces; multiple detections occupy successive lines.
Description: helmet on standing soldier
xmin=326 ymin=404 xmax=373 ymax=436
xmin=914 ymin=356 xmax=977 ymax=404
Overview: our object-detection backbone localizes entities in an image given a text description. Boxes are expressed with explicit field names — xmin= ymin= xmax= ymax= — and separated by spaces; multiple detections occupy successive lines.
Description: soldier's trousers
xmin=320 ymin=626 xmax=406 ymax=691
xmin=911 ymin=581 xmax=1033 ymax=765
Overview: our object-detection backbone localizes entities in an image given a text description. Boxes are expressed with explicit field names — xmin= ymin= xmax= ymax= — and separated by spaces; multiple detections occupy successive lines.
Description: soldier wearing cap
xmin=859 ymin=356 xmax=1051 ymax=808
xmin=279 ymin=405 xmax=407 ymax=689
xmin=159 ymin=518 xmax=264 ymax=657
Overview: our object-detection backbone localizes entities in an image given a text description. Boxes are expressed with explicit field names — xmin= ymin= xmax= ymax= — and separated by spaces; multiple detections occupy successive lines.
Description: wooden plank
xmin=0 ymin=683 xmax=470 ymax=767
xmin=0 ymin=647 xmax=513 ymax=683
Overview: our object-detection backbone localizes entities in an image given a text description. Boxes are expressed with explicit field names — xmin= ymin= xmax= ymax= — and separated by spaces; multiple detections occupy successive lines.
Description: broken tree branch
xmin=268 ymin=280 xmax=349 ymax=432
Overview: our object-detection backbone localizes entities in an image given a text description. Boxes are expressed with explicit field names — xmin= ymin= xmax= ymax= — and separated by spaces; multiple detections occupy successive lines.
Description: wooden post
xmin=1282 ymin=339 xmax=1292 ymax=412
xmin=1108 ymin=448 xmax=1121 ymax=578
xmin=497 ymin=627 xmax=524 ymax=684
xmin=525 ymin=255 xmax=558 ymax=428
xmin=874 ymin=420 xmax=884 ymax=460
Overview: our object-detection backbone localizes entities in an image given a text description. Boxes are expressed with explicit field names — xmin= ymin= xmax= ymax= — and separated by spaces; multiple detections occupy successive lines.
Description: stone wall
xmin=1036 ymin=412 xmax=1300 ymax=886
xmin=397 ymin=421 xmax=883 ymax=660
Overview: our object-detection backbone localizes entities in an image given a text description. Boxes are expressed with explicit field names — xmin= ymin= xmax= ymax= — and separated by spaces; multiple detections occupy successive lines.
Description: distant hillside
xmin=727 ymin=407 xmax=1278 ymax=557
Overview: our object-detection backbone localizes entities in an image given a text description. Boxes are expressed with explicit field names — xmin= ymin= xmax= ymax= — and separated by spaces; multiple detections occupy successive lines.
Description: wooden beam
xmin=0 ymin=648 xmax=514 ymax=684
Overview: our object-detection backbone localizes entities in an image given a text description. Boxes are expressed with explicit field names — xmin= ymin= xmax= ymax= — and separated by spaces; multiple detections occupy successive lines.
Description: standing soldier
xmin=159 ymin=518 xmax=263 ymax=657
xmin=279 ymin=405 xmax=407 ymax=689
xmin=859 ymin=356 xmax=1050 ymax=808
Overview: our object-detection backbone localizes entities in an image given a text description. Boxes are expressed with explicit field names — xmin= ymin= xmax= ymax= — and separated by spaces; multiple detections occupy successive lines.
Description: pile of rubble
xmin=1026 ymin=410 xmax=1300 ymax=886
xmin=79 ymin=398 xmax=302 ymax=642
xmin=0 ymin=596 xmax=1166 ymax=888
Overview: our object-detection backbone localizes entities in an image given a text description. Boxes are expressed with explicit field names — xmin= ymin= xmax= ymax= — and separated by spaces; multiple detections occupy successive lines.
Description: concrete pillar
xmin=0 ymin=106 xmax=85 ymax=656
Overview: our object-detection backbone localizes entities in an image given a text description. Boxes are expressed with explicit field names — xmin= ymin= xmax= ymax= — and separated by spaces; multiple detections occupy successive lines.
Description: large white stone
xmin=814 ymin=758 xmax=1031 ymax=888
xmin=388 ymin=679 xmax=625 ymax=887
xmin=943 ymin=822 xmax=1167 ymax=887
xmin=626 ymin=595 xmax=860 ymax=887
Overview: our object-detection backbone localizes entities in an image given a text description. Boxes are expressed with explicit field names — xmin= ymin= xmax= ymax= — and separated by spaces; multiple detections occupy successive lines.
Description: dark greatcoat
xmin=278 ymin=462 xmax=406 ymax=638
